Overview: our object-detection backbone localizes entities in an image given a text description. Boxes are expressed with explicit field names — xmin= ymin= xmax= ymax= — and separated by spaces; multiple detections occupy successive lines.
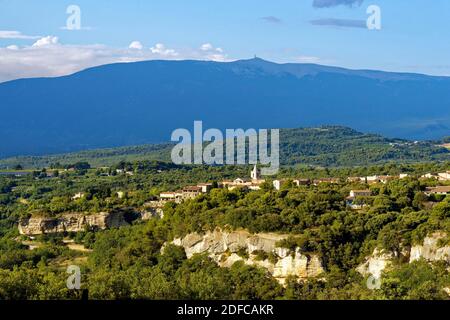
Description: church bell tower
xmin=251 ymin=164 xmax=260 ymax=180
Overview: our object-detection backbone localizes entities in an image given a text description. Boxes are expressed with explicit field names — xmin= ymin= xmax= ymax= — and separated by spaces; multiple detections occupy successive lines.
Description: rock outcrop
xmin=356 ymin=248 xmax=394 ymax=278
xmin=18 ymin=211 xmax=130 ymax=235
xmin=357 ymin=232 xmax=449 ymax=278
xmin=409 ymin=232 xmax=450 ymax=264
xmin=172 ymin=230 xmax=324 ymax=284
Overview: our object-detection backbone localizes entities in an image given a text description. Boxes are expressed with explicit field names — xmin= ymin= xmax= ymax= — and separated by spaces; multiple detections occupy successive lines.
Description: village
xmin=144 ymin=165 xmax=450 ymax=213
xmin=24 ymin=164 xmax=450 ymax=215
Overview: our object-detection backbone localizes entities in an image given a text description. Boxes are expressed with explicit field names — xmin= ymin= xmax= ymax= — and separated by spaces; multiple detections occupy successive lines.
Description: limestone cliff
xmin=171 ymin=230 xmax=324 ymax=284
xmin=356 ymin=248 xmax=395 ymax=278
xmin=357 ymin=232 xmax=449 ymax=278
xmin=18 ymin=211 xmax=130 ymax=235
xmin=409 ymin=232 xmax=450 ymax=263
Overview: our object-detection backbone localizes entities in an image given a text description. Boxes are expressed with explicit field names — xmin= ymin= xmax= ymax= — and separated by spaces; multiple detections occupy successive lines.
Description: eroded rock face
xmin=18 ymin=211 xmax=129 ymax=235
xmin=410 ymin=232 xmax=450 ymax=264
xmin=356 ymin=248 xmax=394 ymax=278
xmin=172 ymin=230 xmax=324 ymax=283
xmin=357 ymin=232 xmax=449 ymax=278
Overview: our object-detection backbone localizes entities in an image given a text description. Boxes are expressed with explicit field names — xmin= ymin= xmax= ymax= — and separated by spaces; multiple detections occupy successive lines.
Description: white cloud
xmin=128 ymin=41 xmax=143 ymax=50
xmin=204 ymin=53 xmax=228 ymax=62
xmin=198 ymin=43 xmax=228 ymax=61
xmin=150 ymin=43 xmax=178 ymax=57
xmin=0 ymin=30 xmax=40 ymax=40
xmin=0 ymin=39 xmax=231 ymax=83
xmin=200 ymin=43 xmax=224 ymax=53
xmin=200 ymin=43 xmax=214 ymax=51
xmin=295 ymin=56 xmax=321 ymax=63
xmin=32 ymin=36 xmax=59 ymax=47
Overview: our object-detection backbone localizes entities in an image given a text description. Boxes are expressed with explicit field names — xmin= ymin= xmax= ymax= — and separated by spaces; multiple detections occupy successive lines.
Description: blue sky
xmin=0 ymin=0 xmax=449 ymax=82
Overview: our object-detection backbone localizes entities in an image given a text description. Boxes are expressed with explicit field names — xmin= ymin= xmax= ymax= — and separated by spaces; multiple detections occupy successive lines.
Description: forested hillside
xmin=1 ymin=126 xmax=448 ymax=169
xmin=0 ymin=160 xmax=449 ymax=300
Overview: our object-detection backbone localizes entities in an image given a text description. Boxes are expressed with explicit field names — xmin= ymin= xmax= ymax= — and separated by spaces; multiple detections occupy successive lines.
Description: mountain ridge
xmin=1 ymin=58 xmax=449 ymax=157
xmin=5 ymin=57 xmax=446 ymax=85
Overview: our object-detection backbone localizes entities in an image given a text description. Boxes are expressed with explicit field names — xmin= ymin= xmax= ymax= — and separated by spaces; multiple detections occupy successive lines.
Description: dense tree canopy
xmin=0 ymin=161 xmax=448 ymax=300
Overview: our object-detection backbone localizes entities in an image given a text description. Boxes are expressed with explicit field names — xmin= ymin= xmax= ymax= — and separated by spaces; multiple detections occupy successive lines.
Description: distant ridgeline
xmin=1 ymin=58 xmax=450 ymax=158
xmin=0 ymin=126 xmax=448 ymax=169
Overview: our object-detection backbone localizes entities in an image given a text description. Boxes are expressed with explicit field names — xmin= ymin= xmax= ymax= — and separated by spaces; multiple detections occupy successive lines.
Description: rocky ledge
xmin=171 ymin=229 xmax=324 ymax=284
xmin=18 ymin=211 xmax=130 ymax=235
xmin=357 ymin=232 xmax=450 ymax=278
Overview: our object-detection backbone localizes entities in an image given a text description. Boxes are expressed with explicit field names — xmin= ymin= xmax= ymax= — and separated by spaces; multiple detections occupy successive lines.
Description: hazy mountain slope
xmin=1 ymin=58 xmax=449 ymax=157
